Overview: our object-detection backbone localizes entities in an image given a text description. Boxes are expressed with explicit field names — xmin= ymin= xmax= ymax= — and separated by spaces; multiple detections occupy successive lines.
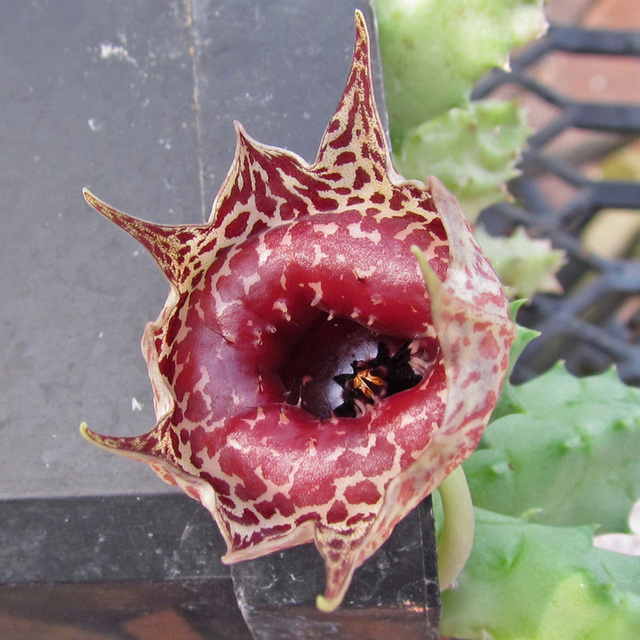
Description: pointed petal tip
xmin=229 ymin=119 xmax=263 ymax=160
xmin=80 ymin=421 xmax=122 ymax=454
xmin=79 ymin=421 xmax=92 ymax=440
xmin=80 ymin=187 xmax=199 ymax=288
xmin=354 ymin=8 xmax=367 ymax=38
xmin=410 ymin=244 xmax=427 ymax=264
xmin=82 ymin=187 xmax=102 ymax=211
xmin=79 ymin=421 xmax=118 ymax=451
xmin=232 ymin=119 xmax=262 ymax=154
xmin=354 ymin=8 xmax=372 ymax=65
xmin=80 ymin=420 xmax=164 ymax=467
xmin=82 ymin=188 xmax=125 ymax=222
xmin=411 ymin=244 xmax=444 ymax=292
xmin=80 ymin=421 xmax=145 ymax=457
xmin=316 ymin=593 xmax=339 ymax=614
xmin=80 ymin=187 xmax=130 ymax=226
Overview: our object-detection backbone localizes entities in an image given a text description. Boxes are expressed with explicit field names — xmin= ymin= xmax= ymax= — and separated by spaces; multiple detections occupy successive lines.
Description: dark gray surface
xmin=0 ymin=0 xmax=384 ymax=499
xmin=0 ymin=493 xmax=438 ymax=639
xmin=231 ymin=498 xmax=440 ymax=640
xmin=0 ymin=494 xmax=250 ymax=638
xmin=0 ymin=494 xmax=226 ymax=583
xmin=2 ymin=580 xmax=252 ymax=639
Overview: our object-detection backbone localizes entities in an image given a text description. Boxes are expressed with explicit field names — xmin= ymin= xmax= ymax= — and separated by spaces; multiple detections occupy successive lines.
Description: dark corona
xmin=333 ymin=341 xmax=423 ymax=417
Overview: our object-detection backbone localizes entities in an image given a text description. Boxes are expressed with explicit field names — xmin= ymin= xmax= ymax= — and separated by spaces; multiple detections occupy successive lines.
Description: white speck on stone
xmin=87 ymin=118 xmax=103 ymax=132
xmin=100 ymin=42 xmax=138 ymax=67
xmin=131 ymin=397 xmax=144 ymax=411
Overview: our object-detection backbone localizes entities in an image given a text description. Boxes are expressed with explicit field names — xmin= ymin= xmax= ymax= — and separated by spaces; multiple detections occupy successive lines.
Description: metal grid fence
xmin=472 ymin=23 xmax=640 ymax=385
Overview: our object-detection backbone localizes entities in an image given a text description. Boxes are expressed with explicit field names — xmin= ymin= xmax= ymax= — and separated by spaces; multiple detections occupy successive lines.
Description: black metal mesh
xmin=472 ymin=24 xmax=640 ymax=385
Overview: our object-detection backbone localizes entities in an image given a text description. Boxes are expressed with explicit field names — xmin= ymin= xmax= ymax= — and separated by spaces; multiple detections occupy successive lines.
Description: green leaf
xmin=395 ymin=101 xmax=531 ymax=221
xmin=466 ymin=364 xmax=640 ymax=533
xmin=441 ymin=508 xmax=640 ymax=640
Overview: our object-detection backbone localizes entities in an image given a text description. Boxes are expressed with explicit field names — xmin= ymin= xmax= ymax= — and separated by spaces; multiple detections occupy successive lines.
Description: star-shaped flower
xmin=82 ymin=11 xmax=514 ymax=611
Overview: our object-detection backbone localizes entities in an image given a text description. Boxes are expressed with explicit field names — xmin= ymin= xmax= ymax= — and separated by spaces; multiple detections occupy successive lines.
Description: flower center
xmin=280 ymin=314 xmax=430 ymax=420
xmin=332 ymin=341 xmax=423 ymax=418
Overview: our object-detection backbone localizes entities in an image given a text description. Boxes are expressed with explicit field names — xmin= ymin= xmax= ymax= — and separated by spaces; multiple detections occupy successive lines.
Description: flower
xmin=81 ymin=11 xmax=514 ymax=612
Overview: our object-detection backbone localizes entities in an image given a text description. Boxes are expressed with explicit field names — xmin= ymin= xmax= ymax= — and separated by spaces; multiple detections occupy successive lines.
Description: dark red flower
xmin=82 ymin=11 xmax=514 ymax=611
